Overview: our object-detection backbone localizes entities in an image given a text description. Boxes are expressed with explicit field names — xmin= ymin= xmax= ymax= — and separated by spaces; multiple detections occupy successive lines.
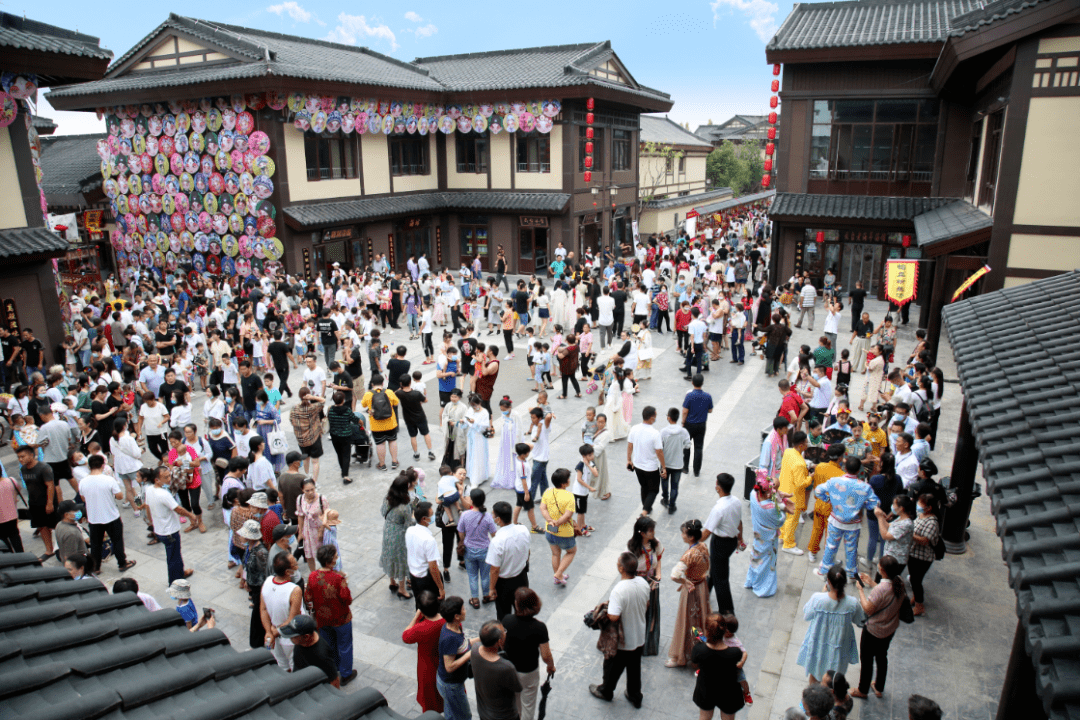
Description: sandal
xmin=872 ymin=684 xmax=883 ymax=698
xmin=470 ymin=598 xmax=481 ymax=609
xmin=389 ymin=583 xmax=398 ymax=593
xmin=483 ymin=595 xmax=496 ymax=604
xmin=376 ymin=464 xmax=387 ymax=471
xmin=146 ymin=538 xmax=160 ymax=546
xmin=557 ymin=395 xmax=567 ymax=400
xmin=601 ymin=494 xmax=612 ymax=501
xmin=397 ymin=591 xmax=413 ymax=601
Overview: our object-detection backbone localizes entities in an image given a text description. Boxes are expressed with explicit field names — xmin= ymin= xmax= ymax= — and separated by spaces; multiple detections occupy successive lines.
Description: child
xmin=835 ymin=349 xmax=852 ymax=388
xmin=411 ymin=369 xmax=427 ymax=399
xmin=167 ymin=578 xmax=216 ymax=632
xmin=720 ymin=613 xmax=754 ymax=706
xmin=220 ymin=353 xmax=239 ymax=390
xmin=262 ymin=373 xmax=282 ymax=409
xmin=321 ymin=509 xmax=343 ymax=571
xmin=572 ymin=444 xmax=597 ymax=535
xmin=437 ymin=464 xmax=465 ymax=526
xmin=511 ymin=442 xmax=538 ymax=529
xmin=232 ymin=416 xmax=258 ymax=457
xmin=535 ymin=390 xmax=552 ymax=418
xmin=581 ymin=406 xmax=598 ymax=445
xmin=251 ymin=330 xmax=266 ymax=369
xmin=193 ymin=342 xmax=210 ymax=391
xmin=525 ymin=327 xmax=538 ymax=386
xmin=538 ymin=344 xmax=553 ymax=390
xmin=674 ymin=301 xmax=692 ymax=355
xmin=63 ymin=335 xmax=77 ymax=372
xmin=548 ymin=326 xmax=563 ymax=380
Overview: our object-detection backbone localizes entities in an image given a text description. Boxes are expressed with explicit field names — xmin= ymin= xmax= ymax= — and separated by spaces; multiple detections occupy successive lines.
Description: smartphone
xmin=853 ymin=573 xmax=864 ymax=588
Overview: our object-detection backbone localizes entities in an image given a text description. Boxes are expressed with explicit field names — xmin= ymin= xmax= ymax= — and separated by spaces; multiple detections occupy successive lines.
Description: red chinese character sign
xmin=884 ymin=259 xmax=919 ymax=306
xmin=951 ymin=264 xmax=991 ymax=303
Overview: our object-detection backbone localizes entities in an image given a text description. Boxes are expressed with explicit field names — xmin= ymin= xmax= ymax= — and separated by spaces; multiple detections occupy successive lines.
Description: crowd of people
xmin=0 ymin=205 xmax=947 ymax=720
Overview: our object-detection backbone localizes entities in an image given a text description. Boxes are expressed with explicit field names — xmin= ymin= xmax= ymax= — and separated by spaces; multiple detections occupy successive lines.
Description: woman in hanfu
xmin=744 ymin=475 xmax=797 ymax=599
xmin=462 ymin=392 xmax=491 ymax=489
xmin=441 ymin=388 xmax=468 ymax=470
xmin=489 ymin=396 xmax=519 ymax=491
xmin=667 ymin=519 xmax=711 ymax=667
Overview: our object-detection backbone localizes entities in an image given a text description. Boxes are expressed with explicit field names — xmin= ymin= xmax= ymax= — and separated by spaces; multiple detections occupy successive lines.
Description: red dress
xmin=402 ymin=617 xmax=446 ymax=713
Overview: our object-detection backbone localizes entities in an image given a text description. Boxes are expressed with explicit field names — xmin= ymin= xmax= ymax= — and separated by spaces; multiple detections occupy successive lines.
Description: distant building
xmin=637 ymin=115 xmax=733 ymax=238
xmin=695 ymin=115 xmax=776 ymax=153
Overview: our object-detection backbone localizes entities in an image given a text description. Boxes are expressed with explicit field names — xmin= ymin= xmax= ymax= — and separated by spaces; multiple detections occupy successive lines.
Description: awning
xmin=769 ymin=192 xmax=955 ymax=222
xmin=913 ymin=200 xmax=993 ymax=257
xmin=694 ymin=189 xmax=775 ymax=216
xmin=644 ymin=187 xmax=732 ymax=211
xmin=942 ymin=271 xmax=1080 ymax=720
xmin=285 ymin=192 xmax=571 ymax=229
xmin=0 ymin=226 xmax=70 ymax=259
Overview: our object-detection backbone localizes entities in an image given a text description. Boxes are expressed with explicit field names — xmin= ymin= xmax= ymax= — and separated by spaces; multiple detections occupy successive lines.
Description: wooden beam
xmin=976 ymin=46 xmax=1017 ymax=94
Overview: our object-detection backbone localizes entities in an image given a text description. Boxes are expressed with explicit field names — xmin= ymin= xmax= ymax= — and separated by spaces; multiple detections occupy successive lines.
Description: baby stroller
xmin=350 ymin=411 xmax=374 ymax=467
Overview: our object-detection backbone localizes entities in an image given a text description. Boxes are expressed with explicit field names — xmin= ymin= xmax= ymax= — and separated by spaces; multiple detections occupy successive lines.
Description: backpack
xmin=370 ymin=388 xmax=393 ymax=420
xmin=913 ymin=390 xmax=931 ymax=423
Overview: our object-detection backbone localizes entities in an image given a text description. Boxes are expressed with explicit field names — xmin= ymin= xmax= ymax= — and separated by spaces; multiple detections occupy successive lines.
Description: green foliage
xmin=638 ymin=142 xmax=684 ymax=207
xmin=706 ymin=140 xmax=765 ymax=195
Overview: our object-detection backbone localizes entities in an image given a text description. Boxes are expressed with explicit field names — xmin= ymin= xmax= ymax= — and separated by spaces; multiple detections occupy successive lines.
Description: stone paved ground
xmin=4 ymin=293 xmax=1014 ymax=720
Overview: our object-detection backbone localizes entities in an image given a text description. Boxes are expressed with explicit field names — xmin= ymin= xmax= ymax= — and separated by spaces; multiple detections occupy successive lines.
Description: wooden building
xmin=46 ymin=15 xmax=671 ymax=280
xmin=765 ymin=0 xmax=1080 ymax=339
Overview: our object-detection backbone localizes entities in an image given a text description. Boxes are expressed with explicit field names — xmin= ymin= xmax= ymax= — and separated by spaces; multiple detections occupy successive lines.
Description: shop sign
xmin=322 ymin=226 xmax=357 ymax=242
xmin=520 ymin=216 xmax=548 ymax=227
xmin=83 ymin=210 xmax=103 ymax=233
xmin=435 ymin=225 xmax=443 ymax=265
xmin=840 ymin=230 xmax=900 ymax=244
xmin=388 ymin=233 xmax=396 ymax=268
xmin=685 ymin=210 xmax=699 ymax=219
xmin=404 ymin=217 xmax=424 ymax=230
xmin=579 ymin=214 xmax=599 ymax=225
xmin=2 ymin=298 xmax=19 ymax=333
xmin=884 ymin=259 xmax=919 ymax=306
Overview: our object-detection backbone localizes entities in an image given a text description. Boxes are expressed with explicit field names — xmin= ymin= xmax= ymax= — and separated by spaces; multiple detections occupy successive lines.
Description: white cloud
xmin=325 ymin=13 xmax=397 ymax=50
xmin=404 ymin=11 xmax=423 ymax=22
xmin=414 ymin=23 xmax=438 ymax=38
xmin=710 ymin=0 xmax=779 ymax=43
xmin=267 ymin=1 xmax=313 ymax=23
xmin=36 ymin=93 xmax=105 ymax=136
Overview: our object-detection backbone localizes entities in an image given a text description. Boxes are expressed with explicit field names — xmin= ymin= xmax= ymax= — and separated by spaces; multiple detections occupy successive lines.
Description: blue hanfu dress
xmin=490 ymin=411 xmax=518 ymax=490
xmin=796 ymin=592 xmax=865 ymax=678
xmin=254 ymin=402 xmax=284 ymax=473
xmin=744 ymin=490 xmax=787 ymax=598
xmin=464 ymin=406 xmax=490 ymax=488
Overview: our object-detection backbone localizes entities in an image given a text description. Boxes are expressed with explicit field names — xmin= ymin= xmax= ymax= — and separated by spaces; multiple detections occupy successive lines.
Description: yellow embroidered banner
xmin=951 ymin=264 xmax=991 ymax=303
xmin=884 ymin=259 xmax=919 ymax=306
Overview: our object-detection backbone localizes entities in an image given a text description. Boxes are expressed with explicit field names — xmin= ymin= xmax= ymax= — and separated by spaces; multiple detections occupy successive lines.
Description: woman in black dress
xmin=691 ymin=613 xmax=745 ymax=720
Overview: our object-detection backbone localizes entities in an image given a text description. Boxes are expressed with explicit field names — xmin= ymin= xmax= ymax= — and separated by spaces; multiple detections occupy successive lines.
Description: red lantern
xmin=767 ymin=127 xmax=776 ymax=140
xmin=772 ymin=64 xmax=781 ymax=76
xmin=612 ymin=203 xmax=616 ymax=209
xmin=761 ymin=174 xmax=772 ymax=188
xmin=763 ymin=159 xmax=772 ymax=172
xmin=585 ymin=141 xmax=593 ymax=154
xmin=584 ymin=170 xmax=592 ymax=182
xmin=770 ymin=96 xmax=778 ymax=109
xmin=902 ymin=234 xmax=912 ymax=248
xmin=584 ymin=156 xmax=593 ymax=169
xmin=586 ymin=127 xmax=594 ymax=139
xmin=587 ymin=97 xmax=595 ymax=110
xmin=593 ymin=201 xmax=597 ymax=206
xmin=768 ymin=112 xmax=777 ymax=124
xmin=815 ymin=231 xmax=825 ymax=244
xmin=586 ymin=112 xmax=594 ymax=125
xmin=771 ymin=80 xmax=779 ymax=92
xmin=765 ymin=142 xmax=775 ymax=156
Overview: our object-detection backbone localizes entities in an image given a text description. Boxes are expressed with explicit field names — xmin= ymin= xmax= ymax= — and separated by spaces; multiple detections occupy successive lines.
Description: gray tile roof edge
xmin=912 ymin=200 xmax=993 ymax=246
xmin=0 ymin=227 xmax=70 ymax=258
xmin=644 ymin=188 xmax=734 ymax=210
xmin=694 ymin=189 xmax=776 ymax=214
xmin=0 ymin=12 xmax=112 ymax=60
xmin=413 ymin=41 xmax=603 ymax=65
xmin=640 ymin=115 xmax=714 ymax=147
xmin=770 ymin=193 xmax=960 ymax=220
xmin=285 ymin=192 xmax=571 ymax=226
xmin=949 ymin=0 xmax=1051 ymax=36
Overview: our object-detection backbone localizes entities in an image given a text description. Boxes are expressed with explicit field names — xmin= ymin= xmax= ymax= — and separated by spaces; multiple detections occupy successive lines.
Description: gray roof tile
xmin=0 ymin=227 xmax=69 ymax=259
xmin=285 ymin=192 xmax=571 ymax=228
xmin=694 ymin=190 xmax=776 ymax=215
xmin=645 ymin=188 xmax=733 ymax=210
xmin=0 ymin=12 xmax=112 ymax=61
xmin=639 ymin=115 xmax=713 ymax=148
xmin=942 ymin=271 xmax=1080 ymax=720
xmin=770 ymin=192 xmax=956 ymax=221
xmin=31 ymin=116 xmax=57 ymax=134
xmin=768 ymin=0 xmax=983 ymax=51
xmin=913 ymin=200 xmax=993 ymax=248
xmin=40 ymin=134 xmax=107 ymax=205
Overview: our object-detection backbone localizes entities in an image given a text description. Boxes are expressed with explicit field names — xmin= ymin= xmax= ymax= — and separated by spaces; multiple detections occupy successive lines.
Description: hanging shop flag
xmin=951 ymin=264 xmax=991 ymax=303
xmin=884 ymin=259 xmax=919 ymax=306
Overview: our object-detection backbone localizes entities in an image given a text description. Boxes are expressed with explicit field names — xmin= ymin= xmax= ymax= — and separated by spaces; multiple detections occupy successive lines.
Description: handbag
xmin=267 ymin=423 xmax=289 ymax=456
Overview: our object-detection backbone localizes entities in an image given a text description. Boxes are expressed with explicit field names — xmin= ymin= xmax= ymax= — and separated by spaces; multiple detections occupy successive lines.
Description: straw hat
xmin=167 ymin=579 xmax=192 ymax=600
xmin=236 ymin=519 xmax=262 ymax=541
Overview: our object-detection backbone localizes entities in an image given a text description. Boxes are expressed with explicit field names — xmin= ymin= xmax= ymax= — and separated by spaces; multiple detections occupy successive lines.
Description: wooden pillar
xmin=942 ymin=398 xmax=978 ymax=553
xmin=924 ymin=257 xmax=949 ymax=367
xmin=996 ymin=619 xmax=1048 ymax=720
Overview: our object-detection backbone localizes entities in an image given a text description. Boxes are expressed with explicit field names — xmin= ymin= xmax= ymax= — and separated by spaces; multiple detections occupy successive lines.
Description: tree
xmin=706 ymin=140 xmax=766 ymax=195
xmin=737 ymin=143 xmax=765 ymax=195
xmin=637 ymin=141 xmax=685 ymax=212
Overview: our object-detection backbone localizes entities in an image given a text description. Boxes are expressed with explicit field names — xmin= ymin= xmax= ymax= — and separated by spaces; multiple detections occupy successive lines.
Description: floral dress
xmin=254 ymin=402 xmax=284 ymax=473
xmin=297 ymin=493 xmax=326 ymax=562
xmin=380 ymin=498 xmax=415 ymax=578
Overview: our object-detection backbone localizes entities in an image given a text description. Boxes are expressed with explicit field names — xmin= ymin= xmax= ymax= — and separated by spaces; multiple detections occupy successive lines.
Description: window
xmin=460 ymin=216 xmax=489 ymax=267
xmin=678 ymin=155 xmax=685 ymax=174
xmin=390 ymin=134 xmax=428 ymax=176
xmin=579 ymin=126 xmax=604 ymax=172
xmin=665 ymin=156 xmax=673 ymax=176
xmin=456 ymin=132 xmax=489 ymax=173
xmin=516 ymin=132 xmax=551 ymax=173
xmin=965 ymin=121 xmax=984 ymax=199
xmin=979 ymin=110 xmax=1004 ymax=211
xmin=304 ymin=131 xmax=358 ymax=181
xmin=612 ymin=129 xmax=631 ymax=171
xmin=808 ymin=99 xmax=938 ymax=185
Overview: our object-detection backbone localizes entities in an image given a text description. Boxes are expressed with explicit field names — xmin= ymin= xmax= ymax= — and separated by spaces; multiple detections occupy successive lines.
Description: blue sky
xmin=30 ymin=0 xmax=796 ymax=136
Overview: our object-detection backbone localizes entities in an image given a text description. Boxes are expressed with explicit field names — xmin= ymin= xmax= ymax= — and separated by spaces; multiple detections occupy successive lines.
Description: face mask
xmin=917 ymin=505 xmax=929 ymax=515
xmin=502 ymin=410 xmax=510 ymax=416
xmin=210 ymin=428 xmax=224 ymax=438
xmin=74 ymin=510 xmax=83 ymax=521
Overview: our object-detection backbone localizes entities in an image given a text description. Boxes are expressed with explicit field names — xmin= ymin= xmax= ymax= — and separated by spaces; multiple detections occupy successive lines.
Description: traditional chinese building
xmin=45 ymin=15 xmax=671 ymax=282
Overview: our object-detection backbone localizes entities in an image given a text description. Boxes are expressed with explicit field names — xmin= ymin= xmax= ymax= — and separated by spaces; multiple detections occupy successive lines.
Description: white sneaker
xmin=814 ymin=567 xmax=827 ymax=576
xmin=798 ymin=514 xmax=806 ymax=525
xmin=506 ymin=353 xmax=515 ymax=359
xmin=808 ymin=552 xmax=817 ymax=562
xmin=782 ymin=547 xmax=804 ymax=556
xmin=121 ymin=501 xmax=131 ymax=508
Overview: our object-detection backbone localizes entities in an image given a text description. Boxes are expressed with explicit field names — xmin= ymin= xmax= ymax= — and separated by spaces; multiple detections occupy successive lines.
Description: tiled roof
xmin=0 ymin=227 xmax=70 ymax=258
xmin=768 ymin=0 xmax=983 ymax=51
xmin=285 ymin=192 xmax=571 ymax=228
xmin=949 ymin=0 xmax=1054 ymax=35
xmin=414 ymin=42 xmax=670 ymax=103
xmin=913 ymin=200 xmax=993 ymax=248
xmin=640 ymin=115 xmax=713 ymax=148
xmin=694 ymin=189 xmax=776 ymax=215
xmin=0 ymin=553 xmax=426 ymax=720
xmin=645 ymin=188 xmax=733 ymax=210
xmin=694 ymin=115 xmax=775 ymax=144
xmin=31 ymin=116 xmax=57 ymax=134
xmin=40 ymin=134 xmax=107 ymax=206
xmin=770 ymin=192 xmax=956 ymax=221
xmin=49 ymin=14 xmax=442 ymax=100
xmin=942 ymin=271 xmax=1080 ymax=720
xmin=0 ymin=12 xmax=112 ymax=61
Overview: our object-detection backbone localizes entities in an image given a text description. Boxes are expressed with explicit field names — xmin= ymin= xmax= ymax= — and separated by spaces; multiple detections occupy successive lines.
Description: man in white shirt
xmin=682 ymin=308 xmax=708 ymax=378
xmin=631 ymin=286 xmax=650 ymax=326
xmin=80 ymin=454 xmax=136 ymax=573
xmin=405 ymin=502 xmax=444 ymax=609
xmin=806 ymin=365 xmax=833 ymax=424
xmin=589 ymin=552 xmax=650 ymax=707
xmin=626 ymin=406 xmax=666 ymax=516
xmin=486 ymin=501 xmax=531 ymax=620
xmin=595 ymin=287 xmax=616 ymax=349
xmin=701 ymin=473 xmax=744 ymax=613
xmin=894 ymin=434 xmax=919 ymax=488
xmin=302 ymin=354 xmax=327 ymax=400
xmin=145 ymin=465 xmax=196 ymax=584
xmin=795 ymin=282 xmax=818 ymax=330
